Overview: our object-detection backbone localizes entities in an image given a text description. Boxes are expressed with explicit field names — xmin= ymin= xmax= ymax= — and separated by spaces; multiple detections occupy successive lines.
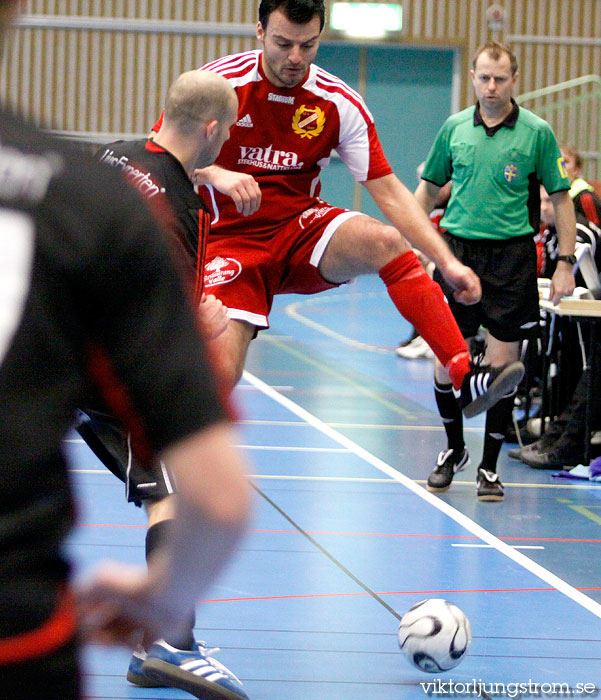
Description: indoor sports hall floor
xmin=66 ymin=275 xmax=601 ymax=699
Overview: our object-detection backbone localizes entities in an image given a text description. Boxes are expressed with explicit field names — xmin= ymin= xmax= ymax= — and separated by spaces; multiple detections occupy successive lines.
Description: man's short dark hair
xmin=472 ymin=41 xmax=518 ymax=76
xmin=259 ymin=0 xmax=325 ymax=31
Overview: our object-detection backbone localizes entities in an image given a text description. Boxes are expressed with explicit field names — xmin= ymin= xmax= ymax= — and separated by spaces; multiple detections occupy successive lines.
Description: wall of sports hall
xmin=2 ymin=1 xmax=601 ymax=216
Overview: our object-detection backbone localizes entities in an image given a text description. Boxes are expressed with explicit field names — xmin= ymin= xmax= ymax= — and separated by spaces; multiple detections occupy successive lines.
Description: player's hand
xmin=76 ymin=561 xmax=189 ymax=649
xmin=192 ymin=166 xmax=261 ymax=216
xmin=549 ymin=264 xmax=576 ymax=305
xmin=198 ymin=293 xmax=229 ymax=339
xmin=438 ymin=258 xmax=482 ymax=305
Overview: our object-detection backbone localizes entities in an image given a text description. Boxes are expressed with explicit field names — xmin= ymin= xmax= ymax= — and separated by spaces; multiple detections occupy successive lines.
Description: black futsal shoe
xmin=427 ymin=447 xmax=471 ymax=492
xmin=456 ymin=361 xmax=525 ymax=419
xmin=476 ymin=468 xmax=504 ymax=501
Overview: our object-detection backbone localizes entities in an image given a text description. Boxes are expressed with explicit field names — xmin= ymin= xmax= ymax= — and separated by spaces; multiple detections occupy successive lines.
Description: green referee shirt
xmin=421 ymin=100 xmax=570 ymax=240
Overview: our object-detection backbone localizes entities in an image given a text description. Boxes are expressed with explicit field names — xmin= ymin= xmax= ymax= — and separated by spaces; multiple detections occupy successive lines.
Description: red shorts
xmin=204 ymin=204 xmax=360 ymax=328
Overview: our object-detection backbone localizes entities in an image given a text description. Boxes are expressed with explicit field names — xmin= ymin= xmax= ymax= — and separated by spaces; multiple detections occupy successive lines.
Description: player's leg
xmin=474 ymin=333 xmax=520 ymax=502
xmin=203 ymin=232 xmax=274 ymax=390
xmin=395 ymin=252 xmax=435 ymax=359
xmin=75 ymin=409 xmax=130 ymax=482
xmin=129 ymin=500 xmax=250 ymax=700
xmin=475 ymin=235 xmax=539 ymax=501
xmin=427 ymin=356 xmax=471 ymax=493
xmin=209 ymin=317 xmax=257 ymax=391
xmin=317 ymin=214 xmax=524 ymax=416
xmin=77 ymin=412 xmax=250 ymax=699
xmin=318 ymin=214 xmax=471 ymax=378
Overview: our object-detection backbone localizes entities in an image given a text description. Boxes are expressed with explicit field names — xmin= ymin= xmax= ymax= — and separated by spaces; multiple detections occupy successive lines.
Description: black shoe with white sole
xmin=427 ymin=447 xmax=471 ymax=492
xmin=476 ymin=468 xmax=504 ymax=501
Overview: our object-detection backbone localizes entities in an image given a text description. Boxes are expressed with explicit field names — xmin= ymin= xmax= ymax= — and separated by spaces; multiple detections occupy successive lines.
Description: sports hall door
xmin=317 ymin=44 xmax=456 ymax=217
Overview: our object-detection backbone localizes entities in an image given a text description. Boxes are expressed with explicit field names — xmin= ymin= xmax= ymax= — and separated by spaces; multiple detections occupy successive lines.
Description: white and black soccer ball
xmin=398 ymin=598 xmax=471 ymax=672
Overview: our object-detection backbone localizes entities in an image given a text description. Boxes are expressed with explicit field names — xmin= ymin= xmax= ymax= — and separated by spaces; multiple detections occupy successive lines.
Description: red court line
xmin=77 ymin=523 xmax=601 ymax=543
xmin=202 ymin=586 xmax=601 ymax=604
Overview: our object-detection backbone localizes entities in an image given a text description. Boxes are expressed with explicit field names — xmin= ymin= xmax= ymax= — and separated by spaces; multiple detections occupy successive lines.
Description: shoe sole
xmin=126 ymin=669 xmax=162 ymax=688
xmin=463 ymin=362 xmax=525 ymax=419
xmin=426 ymin=483 xmax=451 ymax=493
xmin=142 ymin=659 xmax=246 ymax=700
xmin=477 ymin=493 xmax=504 ymax=501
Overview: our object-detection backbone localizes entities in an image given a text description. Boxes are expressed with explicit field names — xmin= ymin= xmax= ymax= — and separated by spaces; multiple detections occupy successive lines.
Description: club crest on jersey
xmin=504 ymin=163 xmax=518 ymax=182
xmin=292 ymin=105 xmax=325 ymax=139
xmin=204 ymin=256 xmax=242 ymax=287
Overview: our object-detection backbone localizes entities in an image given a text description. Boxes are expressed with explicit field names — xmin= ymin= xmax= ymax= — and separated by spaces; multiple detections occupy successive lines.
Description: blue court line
xmin=242 ymin=370 xmax=601 ymax=620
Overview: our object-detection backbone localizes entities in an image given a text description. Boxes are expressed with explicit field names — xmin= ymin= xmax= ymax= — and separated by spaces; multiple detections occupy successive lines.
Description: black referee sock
xmin=145 ymin=520 xmax=196 ymax=651
xmin=479 ymin=389 xmax=517 ymax=473
xmin=434 ymin=379 xmax=464 ymax=452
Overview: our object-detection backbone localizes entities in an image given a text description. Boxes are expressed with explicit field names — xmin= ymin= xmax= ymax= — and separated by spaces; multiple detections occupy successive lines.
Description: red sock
xmin=379 ymin=251 xmax=470 ymax=389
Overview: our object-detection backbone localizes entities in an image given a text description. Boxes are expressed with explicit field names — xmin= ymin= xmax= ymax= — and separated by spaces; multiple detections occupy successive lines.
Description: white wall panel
xmin=2 ymin=0 xmax=600 ymax=171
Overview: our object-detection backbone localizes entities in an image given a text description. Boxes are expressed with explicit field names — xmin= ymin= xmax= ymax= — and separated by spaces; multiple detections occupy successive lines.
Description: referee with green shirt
xmin=415 ymin=41 xmax=577 ymax=501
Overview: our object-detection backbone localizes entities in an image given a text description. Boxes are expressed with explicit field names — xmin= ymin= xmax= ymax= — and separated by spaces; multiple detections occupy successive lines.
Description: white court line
xmin=243 ymin=446 xmax=350 ymax=453
xmin=236 ymin=385 xmax=294 ymax=392
xmin=452 ymin=544 xmax=545 ymax=550
xmin=242 ymin=369 xmax=601 ymax=620
xmin=239 ymin=419 xmax=484 ymax=433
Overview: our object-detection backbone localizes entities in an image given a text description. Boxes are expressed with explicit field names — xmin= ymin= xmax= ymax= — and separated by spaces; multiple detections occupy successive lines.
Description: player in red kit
xmin=153 ymin=0 xmax=524 ymax=417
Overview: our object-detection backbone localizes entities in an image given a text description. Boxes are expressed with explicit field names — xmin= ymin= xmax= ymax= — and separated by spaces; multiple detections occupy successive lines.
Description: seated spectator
xmin=540 ymin=184 xmax=601 ymax=282
xmin=508 ymin=340 xmax=601 ymax=468
xmin=561 ymin=143 xmax=601 ymax=227
xmin=509 ymin=186 xmax=601 ymax=468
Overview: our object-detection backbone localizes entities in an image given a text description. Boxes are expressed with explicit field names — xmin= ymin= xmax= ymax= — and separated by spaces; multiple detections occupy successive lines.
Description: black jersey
xmin=542 ymin=212 xmax=601 ymax=282
xmin=0 ymin=109 xmax=226 ymax=627
xmin=97 ymin=139 xmax=211 ymax=300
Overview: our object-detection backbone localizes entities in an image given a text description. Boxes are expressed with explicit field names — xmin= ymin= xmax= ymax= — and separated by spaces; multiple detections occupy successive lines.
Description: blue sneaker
xmin=137 ymin=640 xmax=250 ymax=700
xmin=126 ymin=647 xmax=161 ymax=687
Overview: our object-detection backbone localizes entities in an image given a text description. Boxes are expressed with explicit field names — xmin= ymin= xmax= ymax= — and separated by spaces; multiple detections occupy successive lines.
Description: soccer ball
xmin=397 ymin=598 xmax=471 ymax=672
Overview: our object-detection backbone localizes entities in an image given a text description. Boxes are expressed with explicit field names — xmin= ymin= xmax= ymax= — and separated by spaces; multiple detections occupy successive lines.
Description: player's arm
xmin=362 ymin=173 xmax=481 ymax=305
xmin=192 ymin=164 xmax=261 ymax=217
xmin=549 ymin=189 xmax=577 ymax=304
xmin=77 ymin=422 xmax=250 ymax=647
xmin=414 ymin=178 xmax=443 ymax=215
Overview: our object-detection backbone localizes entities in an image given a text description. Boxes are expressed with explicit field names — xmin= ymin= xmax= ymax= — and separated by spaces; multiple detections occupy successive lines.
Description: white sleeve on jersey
xmin=309 ymin=67 xmax=387 ymax=182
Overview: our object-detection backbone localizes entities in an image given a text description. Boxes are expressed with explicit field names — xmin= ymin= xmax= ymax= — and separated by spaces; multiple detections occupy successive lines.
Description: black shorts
xmin=76 ymin=409 xmax=175 ymax=507
xmin=433 ymin=233 xmax=540 ymax=342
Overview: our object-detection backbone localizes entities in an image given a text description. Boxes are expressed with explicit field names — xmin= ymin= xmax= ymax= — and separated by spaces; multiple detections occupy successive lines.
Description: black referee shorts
xmin=433 ymin=233 xmax=540 ymax=343
xmin=76 ymin=409 xmax=175 ymax=507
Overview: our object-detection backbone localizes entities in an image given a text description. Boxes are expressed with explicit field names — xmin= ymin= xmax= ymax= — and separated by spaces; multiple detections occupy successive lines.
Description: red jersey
xmin=155 ymin=51 xmax=392 ymax=236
